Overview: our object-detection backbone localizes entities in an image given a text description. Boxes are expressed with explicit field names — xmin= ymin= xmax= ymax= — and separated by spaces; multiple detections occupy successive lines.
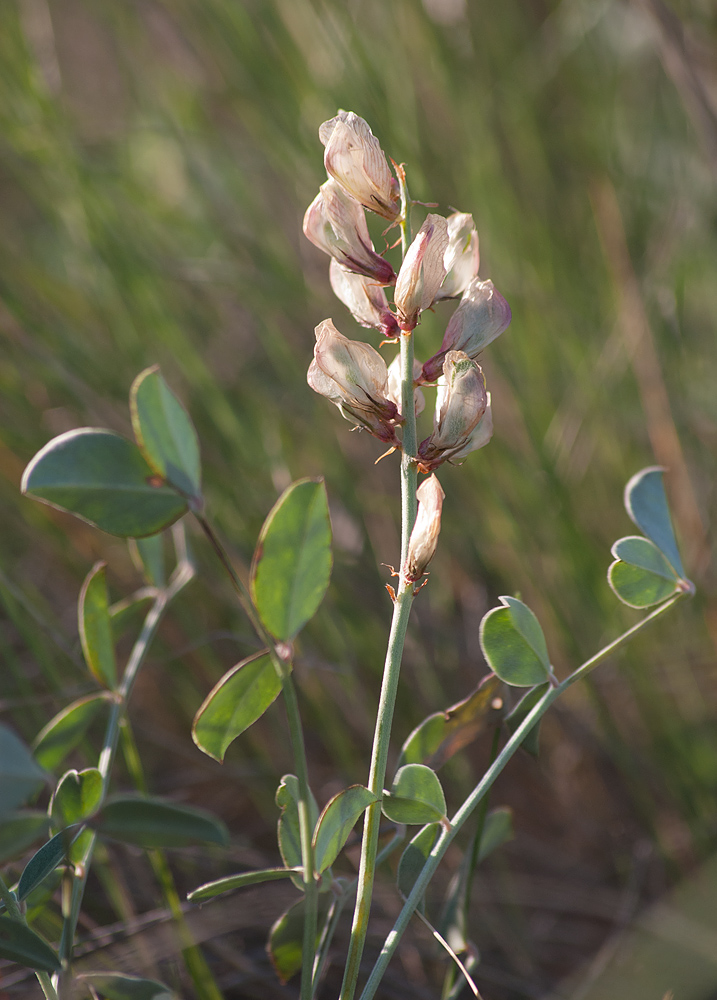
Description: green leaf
xmin=276 ymin=775 xmax=319 ymax=890
xmin=33 ymin=694 xmax=111 ymax=772
xmin=397 ymin=823 xmax=439 ymax=903
xmin=192 ymin=652 xmax=282 ymax=762
xmin=129 ymin=534 xmax=166 ymax=588
xmin=476 ymin=807 xmax=514 ymax=863
xmin=188 ymin=867 xmax=302 ymax=903
xmin=312 ymin=785 xmax=376 ymax=874
xmin=0 ymin=812 xmax=50 ymax=864
xmin=398 ymin=675 xmax=501 ymax=771
xmin=50 ymin=768 xmax=103 ymax=828
xmin=608 ymin=560 xmax=680 ymax=608
xmin=268 ymin=894 xmax=333 ymax=984
xmin=79 ymin=562 xmax=117 ymax=688
xmin=0 ymin=915 xmax=61 ymax=972
xmin=93 ymin=795 xmax=229 ymax=849
xmin=382 ymin=764 xmax=447 ymax=825
xmin=130 ymin=366 xmax=202 ymax=503
xmin=504 ymin=683 xmax=551 ymax=757
xmin=18 ymin=826 xmax=81 ymax=900
xmin=612 ymin=536 xmax=679 ymax=579
xmin=624 ymin=467 xmax=684 ymax=578
xmin=21 ymin=429 xmax=188 ymax=538
xmin=77 ymin=972 xmax=174 ymax=1000
xmin=251 ymin=479 xmax=332 ymax=641
xmin=110 ymin=594 xmax=155 ymax=643
xmin=479 ymin=597 xmax=551 ymax=687
xmin=0 ymin=724 xmax=47 ymax=820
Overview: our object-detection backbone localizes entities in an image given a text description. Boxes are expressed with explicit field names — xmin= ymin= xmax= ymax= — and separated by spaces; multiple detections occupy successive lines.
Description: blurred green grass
xmin=1 ymin=0 xmax=716 ymax=995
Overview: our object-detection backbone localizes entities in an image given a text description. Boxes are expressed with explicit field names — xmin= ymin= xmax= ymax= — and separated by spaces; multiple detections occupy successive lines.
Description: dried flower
xmin=417 ymin=351 xmax=488 ymax=470
xmin=307 ymin=319 xmax=402 ymax=444
xmin=422 ymin=278 xmax=511 ymax=383
xmin=329 ymin=259 xmax=399 ymax=337
xmin=403 ymin=474 xmax=445 ymax=583
xmin=303 ymin=179 xmax=396 ymax=286
xmin=394 ymin=214 xmax=450 ymax=331
xmin=386 ymin=354 xmax=425 ymax=419
xmin=435 ymin=212 xmax=480 ymax=301
xmin=319 ymin=111 xmax=399 ymax=221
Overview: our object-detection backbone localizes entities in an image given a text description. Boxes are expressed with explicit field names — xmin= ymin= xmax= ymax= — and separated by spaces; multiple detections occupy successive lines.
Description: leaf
xmin=188 ymin=867 xmax=302 ymax=902
xmin=276 ymin=775 xmax=319 ymax=890
xmin=33 ymin=694 xmax=111 ymax=772
xmin=476 ymin=807 xmax=514 ymax=864
xmin=192 ymin=652 xmax=282 ymax=762
xmin=398 ymin=675 xmax=501 ymax=771
xmin=129 ymin=534 xmax=166 ymax=588
xmin=382 ymin=764 xmax=447 ymax=826
xmin=93 ymin=795 xmax=229 ymax=849
xmin=22 ymin=428 xmax=188 ymax=538
xmin=312 ymin=785 xmax=376 ymax=874
xmin=608 ymin=535 xmax=681 ymax=608
xmin=77 ymin=972 xmax=174 ymax=1000
xmin=0 ymin=915 xmax=61 ymax=972
xmin=0 ymin=724 xmax=47 ymax=820
xmin=268 ymin=894 xmax=333 ymax=984
xmin=397 ymin=823 xmax=439 ymax=903
xmin=130 ymin=367 xmax=202 ymax=503
xmin=79 ymin=563 xmax=117 ymax=688
xmin=251 ymin=479 xmax=332 ymax=641
xmin=504 ymin=683 xmax=551 ymax=757
xmin=110 ymin=594 xmax=155 ymax=643
xmin=479 ymin=597 xmax=551 ymax=687
xmin=624 ymin=467 xmax=684 ymax=578
xmin=0 ymin=812 xmax=50 ymax=864
xmin=50 ymin=768 xmax=103 ymax=828
xmin=17 ymin=826 xmax=81 ymax=900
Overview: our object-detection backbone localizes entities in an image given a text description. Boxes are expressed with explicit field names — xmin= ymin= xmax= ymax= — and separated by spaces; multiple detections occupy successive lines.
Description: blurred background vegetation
xmin=1 ymin=0 xmax=716 ymax=997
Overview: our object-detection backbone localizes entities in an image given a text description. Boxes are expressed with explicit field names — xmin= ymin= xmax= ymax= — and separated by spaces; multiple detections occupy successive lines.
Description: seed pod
xmin=329 ymin=259 xmax=399 ymax=337
xmin=394 ymin=215 xmax=449 ymax=331
xmin=417 ymin=351 xmax=488 ymax=470
xmin=403 ymin=474 xmax=445 ymax=583
xmin=435 ymin=212 xmax=480 ymax=301
xmin=319 ymin=111 xmax=399 ymax=220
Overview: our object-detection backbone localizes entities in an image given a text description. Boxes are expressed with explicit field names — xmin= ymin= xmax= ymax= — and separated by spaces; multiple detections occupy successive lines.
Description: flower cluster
xmin=303 ymin=111 xmax=511 ymax=583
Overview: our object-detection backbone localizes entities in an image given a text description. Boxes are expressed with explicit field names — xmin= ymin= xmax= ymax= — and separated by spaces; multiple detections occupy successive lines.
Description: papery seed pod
xmin=435 ymin=212 xmax=480 ymax=301
xmin=329 ymin=259 xmax=400 ymax=337
xmin=394 ymin=214 xmax=449 ymax=331
xmin=386 ymin=354 xmax=425 ymax=418
xmin=319 ymin=111 xmax=399 ymax=221
xmin=417 ymin=351 xmax=488 ymax=471
xmin=447 ymin=392 xmax=493 ymax=464
xmin=307 ymin=319 xmax=402 ymax=444
xmin=303 ymin=180 xmax=396 ymax=286
xmin=422 ymin=278 xmax=511 ymax=383
xmin=403 ymin=474 xmax=445 ymax=583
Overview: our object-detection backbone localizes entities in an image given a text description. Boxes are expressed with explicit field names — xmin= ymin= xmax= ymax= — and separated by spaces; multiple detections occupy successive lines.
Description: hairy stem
xmin=359 ymin=592 xmax=689 ymax=1000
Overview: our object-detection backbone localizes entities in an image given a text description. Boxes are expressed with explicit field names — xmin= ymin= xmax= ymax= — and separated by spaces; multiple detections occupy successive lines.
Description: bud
xmin=303 ymin=179 xmax=396 ymax=285
xmin=435 ymin=212 xmax=480 ymax=301
xmin=329 ymin=259 xmax=399 ymax=337
xmin=422 ymin=278 xmax=511 ymax=382
xmin=319 ymin=111 xmax=399 ymax=221
xmin=386 ymin=354 xmax=425 ymax=419
xmin=307 ymin=319 xmax=402 ymax=444
xmin=394 ymin=215 xmax=450 ymax=331
xmin=417 ymin=351 xmax=488 ymax=471
xmin=403 ymin=474 xmax=445 ymax=583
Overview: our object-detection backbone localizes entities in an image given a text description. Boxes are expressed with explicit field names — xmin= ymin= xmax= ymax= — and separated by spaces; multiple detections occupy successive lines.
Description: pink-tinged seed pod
xmin=319 ymin=111 xmax=400 ymax=221
xmin=394 ymin=214 xmax=450 ymax=331
xmin=307 ymin=319 xmax=402 ymax=444
xmin=386 ymin=354 xmax=425 ymax=419
xmin=329 ymin=259 xmax=399 ymax=337
xmin=422 ymin=278 xmax=511 ymax=383
xmin=403 ymin=474 xmax=445 ymax=583
xmin=435 ymin=212 xmax=480 ymax=301
xmin=303 ymin=179 xmax=396 ymax=286
xmin=417 ymin=351 xmax=488 ymax=471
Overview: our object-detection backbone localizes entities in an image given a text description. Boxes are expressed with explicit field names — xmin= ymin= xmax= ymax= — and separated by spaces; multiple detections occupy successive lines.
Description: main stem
xmin=340 ymin=174 xmax=417 ymax=1000
xmin=358 ymin=592 xmax=689 ymax=1000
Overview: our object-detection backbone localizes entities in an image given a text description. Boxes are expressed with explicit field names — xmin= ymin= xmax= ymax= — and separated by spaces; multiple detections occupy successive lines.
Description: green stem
xmin=359 ymin=592 xmax=689 ymax=1000
xmin=57 ymin=560 xmax=194 ymax=980
xmin=339 ymin=170 xmax=418 ymax=1000
xmin=194 ymin=513 xmax=316 ymax=1000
